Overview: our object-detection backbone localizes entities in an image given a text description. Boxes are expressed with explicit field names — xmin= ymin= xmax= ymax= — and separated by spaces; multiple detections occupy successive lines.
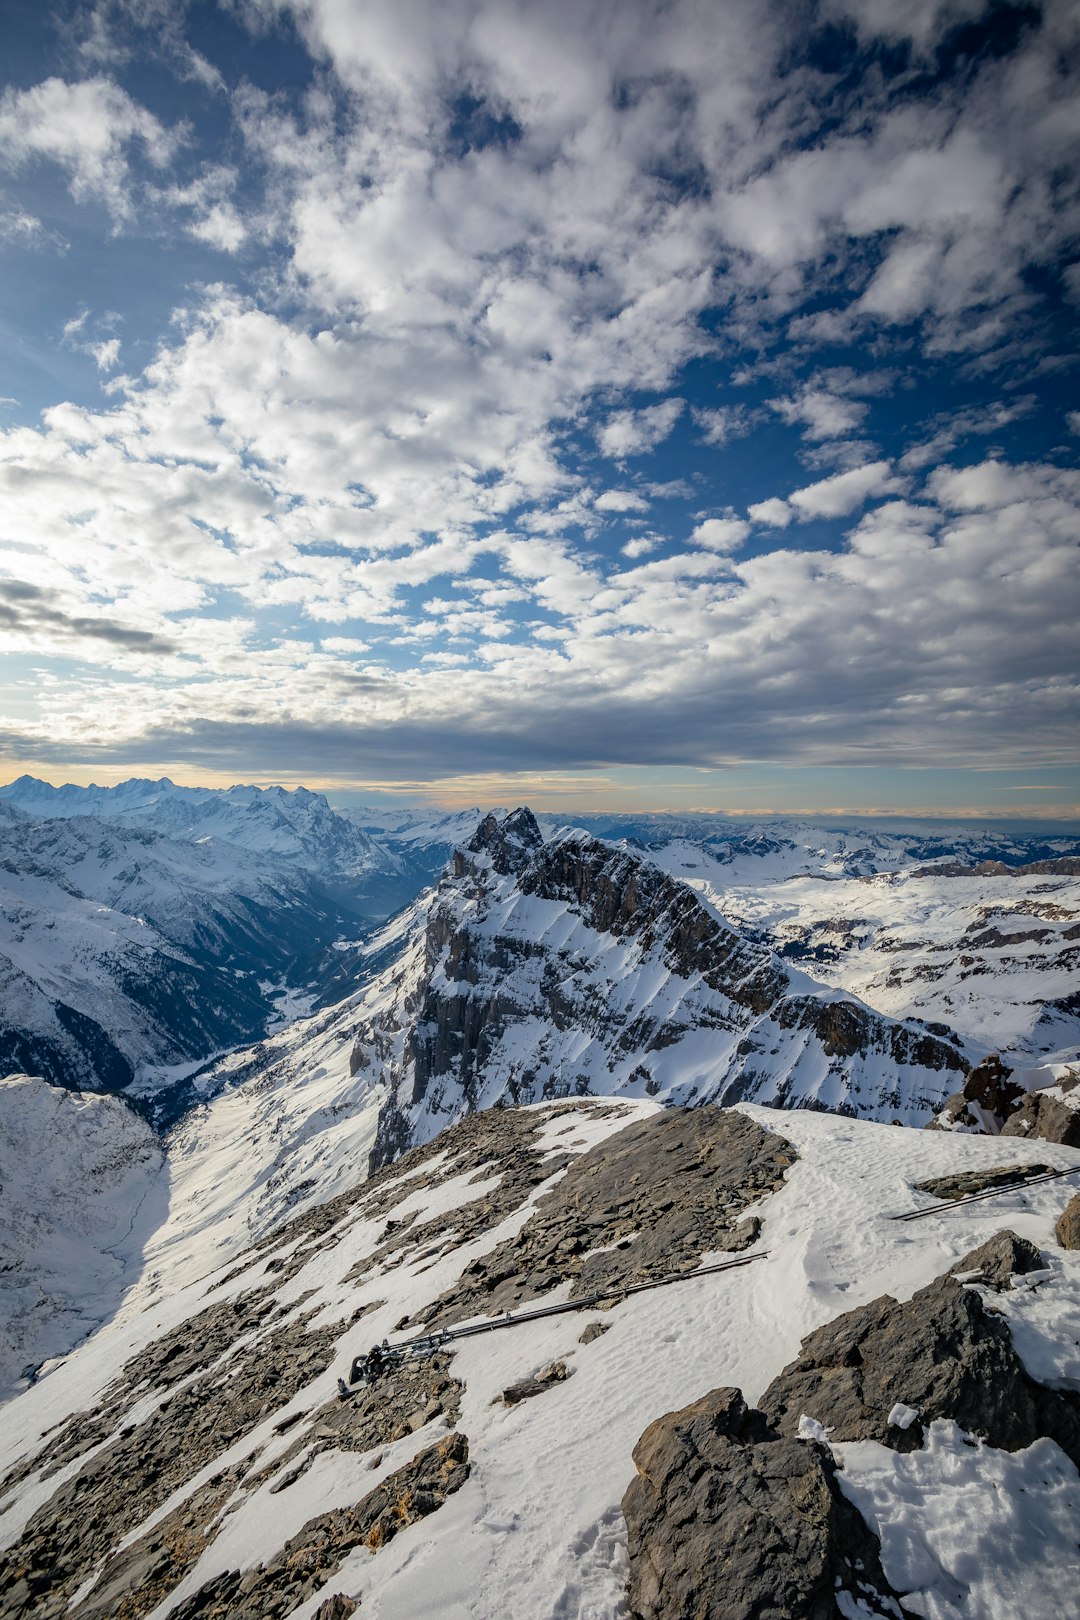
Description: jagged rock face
xmin=1001 ymin=1086 xmax=1080 ymax=1146
xmin=361 ymin=811 xmax=966 ymax=1166
xmin=622 ymin=1386 xmax=900 ymax=1620
xmin=1057 ymin=1193 xmax=1080 ymax=1249
xmin=758 ymin=1232 xmax=1080 ymax=1466
xmin=463 ymin=805 xmax=544 ymax=875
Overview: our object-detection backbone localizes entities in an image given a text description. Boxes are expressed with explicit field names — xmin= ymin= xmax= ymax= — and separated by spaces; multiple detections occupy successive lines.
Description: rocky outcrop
xmin=401 ymin=1108 xmax=791 ymax=1333
xmin=622 ymin=1386 xmax=900 ymax=1620
xmin=930 ymin=1052 xmax=1026 ymax=1132
xmin=461 ymin=805 xmax=544 ymax=875
xmin=161 ymin=1433 xmax=469 ymax=1620
xmin=1001 ymin=1088 xmax=1080 ymax=1146
xmin=1057 ymin=1193 xmax=1080 ymax=1249
xmin=758 ymin=1232 xmax=1080 ymax=1465
xmin=914 ymin=1162 xmax=1052 ymax=1201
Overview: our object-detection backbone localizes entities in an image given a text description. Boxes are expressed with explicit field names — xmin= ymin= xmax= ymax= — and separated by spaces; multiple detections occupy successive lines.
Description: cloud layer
xmin=0 ymin=0 xmax=1076 ymax=786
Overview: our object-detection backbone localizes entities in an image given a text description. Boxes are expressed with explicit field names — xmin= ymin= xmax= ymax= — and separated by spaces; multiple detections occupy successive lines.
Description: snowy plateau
xmin=1 ymin=785 xmax=1080 ymax=1620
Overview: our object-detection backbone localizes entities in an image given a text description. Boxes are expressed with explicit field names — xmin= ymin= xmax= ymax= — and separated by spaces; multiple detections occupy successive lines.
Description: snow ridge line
xmin=888 ymin=1163 xmax=1080 ymax=1222
xmin=342 ymin=1250 xmax=767 ymax=1392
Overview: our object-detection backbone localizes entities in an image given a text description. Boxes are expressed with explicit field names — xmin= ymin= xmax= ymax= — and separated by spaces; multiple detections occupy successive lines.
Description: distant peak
xmin=467 ymin=805 xmax=543 ymax=874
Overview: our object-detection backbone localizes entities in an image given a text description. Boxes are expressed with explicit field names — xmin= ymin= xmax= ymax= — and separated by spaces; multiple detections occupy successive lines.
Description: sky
xmin=0 ymin=0 xmax=1078 ymax=814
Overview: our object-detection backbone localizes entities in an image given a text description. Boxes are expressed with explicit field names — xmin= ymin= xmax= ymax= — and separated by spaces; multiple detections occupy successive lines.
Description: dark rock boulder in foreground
xmin=759 ymin=1230 xmax=1080 ymax=1465
xmin=625 ymin=1230 xmax=1079 ymax=1620
xmin=622 ymin=1387 xmax=900 ymax=1620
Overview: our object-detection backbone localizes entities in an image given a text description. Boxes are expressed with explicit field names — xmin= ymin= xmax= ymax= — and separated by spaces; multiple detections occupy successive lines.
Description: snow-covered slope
xmin=0 ymin=801 xmax=376 ymax=1100
xmin=647 ymin=837 xmax=1080 ymax=1063
xmin=1 ymin=1080 xmax=1078 ymax=1620
xmin=0 ymin=1075 xmax=165 ymax=1399
xmin=0 ymin=783 xmax=437 ymax=1105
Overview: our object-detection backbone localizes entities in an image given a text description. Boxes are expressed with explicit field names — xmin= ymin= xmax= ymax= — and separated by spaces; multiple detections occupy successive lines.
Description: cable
xmin=888 ymin=1162 xmax=1080 ymax=1223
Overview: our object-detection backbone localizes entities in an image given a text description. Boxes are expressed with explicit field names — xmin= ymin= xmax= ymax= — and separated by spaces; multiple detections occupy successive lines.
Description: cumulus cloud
xmin=747 ymin=497 xmax=794 ymax=529
xmin=596 ymin=400 xmax=685 ymax=459
xmin=0 ymin=1 xmax=1075 ymax=786
xmin=594 ymin=488 xmax=651 ymax=513
xmin=16 ymin=456 xmax=1076 ymax=778
xmin=789 ymin=461 xmax=903 ymax=520
xmin=0 ymin=76 xmax=179 ymax=220
xmin=691 ymin=516 xmax=750 ymax=552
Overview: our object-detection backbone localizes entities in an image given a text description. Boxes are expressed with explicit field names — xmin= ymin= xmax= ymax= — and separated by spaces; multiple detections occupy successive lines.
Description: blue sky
xmin=0 ymin=0 xmax=1077 ymax=812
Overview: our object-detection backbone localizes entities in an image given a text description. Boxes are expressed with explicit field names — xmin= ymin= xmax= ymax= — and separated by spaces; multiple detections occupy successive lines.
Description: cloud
xmin=0 ymin=579 xmax=177 ymax=655
xmin=8 ymin=457 xmax=1078 ymax=779
xmin=0 ymin=2 xmax=1076 ymax=788
xmin=900 ymin=397 xmax=1038 ymax=471
xmin=691 ymin=517 xmax=750 ymax=552
xmin=747 ymin=497 xmax=794 ymax=529
xmin=0 ymin=76 xmax=180 ymax=220
xmin=596 ymin=399 xmax=684 ymax=459
xmin=788 ymin=460 xmax=903 ymax=520
xmin=594 ymin=488 xmax=651 ymax=513
xmin=692 ymin=405 xmax=755 ymax=447
xmin=769 ymin=387 xmax=868 ymax=441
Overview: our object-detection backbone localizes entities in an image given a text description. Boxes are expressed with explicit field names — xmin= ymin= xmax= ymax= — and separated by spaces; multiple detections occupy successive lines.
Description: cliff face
xmin=356 ymin=810 xmax=965 ymax=1167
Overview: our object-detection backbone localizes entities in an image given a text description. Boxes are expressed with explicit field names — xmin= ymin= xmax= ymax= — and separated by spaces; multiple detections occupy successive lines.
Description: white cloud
xmin=769 ymin=387 xmax=868 ymax=441
xmin=596 ymin=399 xmax=685 ymax=459
xmin=747 ymin=497 xmax=793 ymax=528
xmin=594 ymin=488 xmax=650 ymax=513
xmin=691 ymin=516 xmax=750 ymax=553
xmin=0 ymin=77 xmax=179 ymax=220
xmin=692 ymin=405 xmax=754 ymax=447
xmin=788 ymin=461 xmax=902 ymax=520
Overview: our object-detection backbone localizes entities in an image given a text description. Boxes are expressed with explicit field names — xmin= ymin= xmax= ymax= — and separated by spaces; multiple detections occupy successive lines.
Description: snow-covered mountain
xmin=3 ymin=802 xmax=1079 ymax=1617
xmin=0 ymin=782 xmax=444 ymax=1109
xmin=0 ymin=1075 xmax=164 ymax=1398
xmin=644 ymin=835 xmax=1080 ymax=1064
xmin=0 ymin=777 xmax=388 ymax=876
xmin=181 ymin=808 xmax=968 ymax=1187
xmin=2 ymin=1077 xmax=1078 ymax=1620
xmin=7 ymin=781 xmax=1076 ymax=1124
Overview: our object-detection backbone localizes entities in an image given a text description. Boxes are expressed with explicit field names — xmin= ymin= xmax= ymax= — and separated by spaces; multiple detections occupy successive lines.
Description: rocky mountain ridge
xmin=2 ymin=1094 xmax=1078 ymax=1620
xmin=352 ymin=808 xmax=966 ymax=1165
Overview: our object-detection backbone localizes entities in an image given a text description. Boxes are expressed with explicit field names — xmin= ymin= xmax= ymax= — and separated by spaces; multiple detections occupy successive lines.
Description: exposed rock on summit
xmin=758 ymin=1232 xmax=1080 ymax=1464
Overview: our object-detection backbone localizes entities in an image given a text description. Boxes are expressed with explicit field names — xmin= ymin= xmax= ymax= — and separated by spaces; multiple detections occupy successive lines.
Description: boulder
xmin=1057 ymin=1193 xmax=1080 ymax=1250
xmin=759 ymin=1233 xmax=1080 ymax=1465
xmin=1001 ymin=1091 xmax=1080 ymax=1146
xmin=622 ymin=1387 xmax=900 ymax=1620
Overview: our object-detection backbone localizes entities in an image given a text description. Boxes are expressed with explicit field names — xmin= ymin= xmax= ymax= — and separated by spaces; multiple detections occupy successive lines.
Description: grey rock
xmin=947 ymin=1229 xmax=1045 ymax=1290
xmin=497 ymin=1360 xmax=573 ymax=1406
xmin=915 ymin=1163 xmax=1052 ymax=1201
xmin=167 ymin=1433 xmax=469 ymax=1620
xmin=314 ymin=1595 xmax=357 ymax=1619
xmin=759 ymin=1233 xmax=1080 ymax=1465
xmin=1057 ymin=1192 xmax=1080 ymax=1250
xmin=1001 ymin=1091 xmax=1080 ymax=1146
xmin=622 ymin=1386 xmax=900 ymax=1620
xmin=578 ymin=1320 xmax=610 ymax=1344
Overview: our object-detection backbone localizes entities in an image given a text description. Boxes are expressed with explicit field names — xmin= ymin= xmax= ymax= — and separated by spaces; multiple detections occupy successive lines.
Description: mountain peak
xmin=466 ymin=805 xmax=544 ymax=874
